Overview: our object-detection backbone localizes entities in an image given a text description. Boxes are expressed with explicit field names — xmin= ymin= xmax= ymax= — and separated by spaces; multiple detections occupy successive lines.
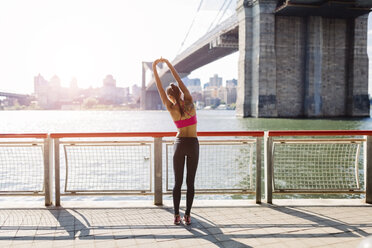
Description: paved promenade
xmin=0 ymin=199 xmax=371 ymax=248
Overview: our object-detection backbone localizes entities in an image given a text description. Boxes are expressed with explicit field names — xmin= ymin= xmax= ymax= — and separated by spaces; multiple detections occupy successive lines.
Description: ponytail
xmin=167 ymin=83 xmax=184 ymax=116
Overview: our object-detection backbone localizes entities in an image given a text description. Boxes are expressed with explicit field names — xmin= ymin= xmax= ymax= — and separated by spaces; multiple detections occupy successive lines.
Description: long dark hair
xmin=166 ymin=83 xmax=184 ymax=116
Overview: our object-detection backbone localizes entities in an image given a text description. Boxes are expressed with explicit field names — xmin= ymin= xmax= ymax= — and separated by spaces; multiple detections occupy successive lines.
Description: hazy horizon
xmin=0 ymin=1 xmax=371 ymax=95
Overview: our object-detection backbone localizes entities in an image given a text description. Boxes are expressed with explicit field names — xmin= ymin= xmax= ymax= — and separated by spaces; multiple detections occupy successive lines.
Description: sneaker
xmin=174 ymin=215 xmax=181 ymax=225
xmin=183 ymin=214 xmax=191 ymax=225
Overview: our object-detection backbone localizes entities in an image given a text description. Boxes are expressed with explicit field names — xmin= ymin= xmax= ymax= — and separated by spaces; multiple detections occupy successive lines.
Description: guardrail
xmin=266 ymin=130 xmax=372 ymax=204
xmin=0 ymin=133 xmax=52 ymax=206
xmin=50 ymin=131 xmax=263 ymax=206
xmin=0 ymin=131 xmax=371 ymax=206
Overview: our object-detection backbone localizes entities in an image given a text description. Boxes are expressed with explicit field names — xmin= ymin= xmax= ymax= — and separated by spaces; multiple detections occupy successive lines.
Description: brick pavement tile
xmin=0 ymin=241 xmax=12 ymax=248
xmin=255 ymin=237 xmax=283 ymax=246
xmin=9 ymin=240 xmax=35 ymax=248
xmin=278 ymin=239 xmax=306 ymax=248
xmin=174 ymin=238 xmax=192 ymax=248
xmin=212 ymin=233 xmax=233 ymax=243
xmin=32 ymin=241 xmax=55 ymax=248
xmin=220 ymin=239 xmax=250 ymax=248
xmin=205 ymin=227 xmax=222 ymax=235
xmin=135 ymin=243 xmax=161 ymax=248
xmin=0 ymin=231 xmax=17 ymax=239
xmin=198 ymin=234 xmax=219 ymax=244
xmin=115 ymin=237 xmax=136 ymax=247
xmin=338 ymin=238 xmax=365 ymax=248
xmin=134 ymin=235 xmax=157 ymax=245
xmin=94 ymin=240 xmax=117 ymax=248
xmin=157 ymin=239 xmax=183 ymax=248
xmin=51 ymin=240 xmax=75 ymax=247
xmin=298 ymin=237 xmax=327 ymax=247
xmin=11 ymin=243 xmax=37 ymax=248
xmin=199 ymin=243 xmax=221 ymax=247
xmin=235 ymin=237 xmax=262 ymax=247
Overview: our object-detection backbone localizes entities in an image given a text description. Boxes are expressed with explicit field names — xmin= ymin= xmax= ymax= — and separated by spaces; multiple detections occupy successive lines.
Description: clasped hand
xmin=154 ymin=57 xmax=169 ymax=65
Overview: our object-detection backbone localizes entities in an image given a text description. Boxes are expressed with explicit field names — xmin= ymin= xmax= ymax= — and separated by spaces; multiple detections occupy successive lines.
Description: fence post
xmin=54 ymin=138 xmax=61 ymax=207
xmin=265 ymin=133 xmax=273 ymax=204
xmin=154 ymin=137 xmax=163 ymax=205
xmin=366 ymin=136 xmax=372 ymax=204
xmin=256 ymin=137 xmax=262 ymax=204
xmin=43 ymin=135 xmax=52 ymax=206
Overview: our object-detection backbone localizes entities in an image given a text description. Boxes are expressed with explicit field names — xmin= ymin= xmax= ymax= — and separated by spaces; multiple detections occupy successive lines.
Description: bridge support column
xmin=346 ymin=15 xmax=370 ymax=117
xmin=236 ymin=0 xmax=277 ymax=117
xmin=236 ymin=0 xmax=370 ymax=118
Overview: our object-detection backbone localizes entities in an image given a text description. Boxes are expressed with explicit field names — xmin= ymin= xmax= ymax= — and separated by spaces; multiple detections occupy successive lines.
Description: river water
xmin=1 ymin=110 xmax=371 ymax=201
xmin=1 ymin=109 xmax=372 ymax=132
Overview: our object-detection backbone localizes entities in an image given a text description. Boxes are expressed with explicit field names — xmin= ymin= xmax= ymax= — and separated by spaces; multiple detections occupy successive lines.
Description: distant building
xmin=226 ymin=79 xmax=237 ymax=88
xmin=131 ymin=84 xmax=141 ymax=101
xmin=34 ymin=74 xmax=62 ymax=109
xmin=68 ymin=77 xmax=79 ymax=100
xmin=99 ymin=75 xmax=125 ymax=105
xmin=183 ymin=77 xmax=202 ymax=93
xmin=224 ymin=79 xmax=237 ymax=104
xmin=34 ymin=74 xmax=49 ymax=108
xmin=103 ymin=74 xmax=116 ymax=87
xmin=191 ymin=92 xmax=203 ymax=102
xmin=209 ymin=74 xmax=222 ymax=88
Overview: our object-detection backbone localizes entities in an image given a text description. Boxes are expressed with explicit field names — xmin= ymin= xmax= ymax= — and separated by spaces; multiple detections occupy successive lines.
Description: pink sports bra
xmin=173 ymin=102 xmax=197 ymax=129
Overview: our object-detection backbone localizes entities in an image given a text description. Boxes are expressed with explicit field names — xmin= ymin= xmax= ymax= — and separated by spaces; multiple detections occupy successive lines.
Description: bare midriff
xmin=176 ymin=124 xmax=197 ymax=138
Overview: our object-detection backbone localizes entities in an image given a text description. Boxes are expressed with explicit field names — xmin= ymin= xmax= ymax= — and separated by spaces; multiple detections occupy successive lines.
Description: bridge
xmin=141 ymin=0 xmax=372 ymax=118
xmin=0 ymin=91 xmax=32 ymax=106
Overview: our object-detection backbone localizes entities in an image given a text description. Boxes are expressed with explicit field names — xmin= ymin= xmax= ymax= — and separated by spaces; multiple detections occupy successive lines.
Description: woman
xmin=152 ymin=58 xmax=199 ymax=225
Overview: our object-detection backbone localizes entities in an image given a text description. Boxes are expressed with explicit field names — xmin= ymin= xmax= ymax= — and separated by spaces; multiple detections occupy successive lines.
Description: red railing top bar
xmin=0 ymin=133 xmax=48 ymax=139
xmin=50 ymin=132 xmax=176 ymax=138
xmin=50 ymin=131 xmax=265 ymax=138
xmin=198 ymin=131 xmax=264 ymax=137
xmin=269 ymin=130 xmax=372 ymax=137
xmin=3 ymin=131 xmax=372 ymax=138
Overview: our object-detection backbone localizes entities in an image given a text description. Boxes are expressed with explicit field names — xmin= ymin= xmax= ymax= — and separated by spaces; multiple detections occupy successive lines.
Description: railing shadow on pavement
xmin=267 ymin=204 xmax=372 ymax=239
xmin=0 ymin=206 xmax=253 ymax=247
xmin=0 ymin=204 xmax=371 ymax=246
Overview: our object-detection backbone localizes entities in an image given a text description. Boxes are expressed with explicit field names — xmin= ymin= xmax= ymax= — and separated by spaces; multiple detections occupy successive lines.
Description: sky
xmin=0 ymin=0 xmax=371 ymax=94
xmin=0 ymin=0 xmax=237 ymax=94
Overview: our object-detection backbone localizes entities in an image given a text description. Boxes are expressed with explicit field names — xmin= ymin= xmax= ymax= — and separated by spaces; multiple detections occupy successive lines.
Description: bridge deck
xmin=0 ymin=199 xmax=371 ymax=247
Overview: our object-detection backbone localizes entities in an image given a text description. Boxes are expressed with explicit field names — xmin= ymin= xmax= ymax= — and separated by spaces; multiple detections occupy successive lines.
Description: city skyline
xmin=0 ymin=1 xmax=371 ymax=94
xmin=0 ymin=0 xmax=237 ymax=94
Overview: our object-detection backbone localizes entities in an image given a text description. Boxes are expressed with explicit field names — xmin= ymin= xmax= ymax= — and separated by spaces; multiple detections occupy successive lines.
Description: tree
xmin=82 ymin=97 xmax=98 ymax=109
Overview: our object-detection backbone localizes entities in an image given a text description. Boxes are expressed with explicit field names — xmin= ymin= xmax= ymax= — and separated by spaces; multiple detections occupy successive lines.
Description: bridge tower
xmin=141 ymin=61 xmax=190 ymax=110
xmin=236 ymin=0 xmax=372 ymax=117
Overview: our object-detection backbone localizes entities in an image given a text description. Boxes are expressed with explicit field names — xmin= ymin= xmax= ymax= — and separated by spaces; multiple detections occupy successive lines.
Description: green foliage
xmin=229 ymin=103 xmax=236 ymax=110
xmin=82 ymin=97 xmax=99 ymax=109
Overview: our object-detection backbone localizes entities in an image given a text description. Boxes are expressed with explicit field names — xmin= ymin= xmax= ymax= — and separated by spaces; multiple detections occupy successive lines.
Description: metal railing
xmin=165 ymin=139 xmax=257 ymax=193
xmin=0 ymin=133 xmax=52 ymax=206
xmin=50 ymin=131 xmax=263 ymax=206
xmin=0 ymin=130 xmax=371 ymax=206
xmin=266 ymin=130 xmax=372 ymax=204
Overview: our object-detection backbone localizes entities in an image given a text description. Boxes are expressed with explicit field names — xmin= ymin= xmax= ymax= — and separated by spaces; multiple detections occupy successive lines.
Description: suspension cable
xmin=176 ymin=0 xmax=204 ymax=55
xmin=214 ymin=0 xmax=234 ymax=28
xmin=206 ymin=0 xmax=229 ymax=32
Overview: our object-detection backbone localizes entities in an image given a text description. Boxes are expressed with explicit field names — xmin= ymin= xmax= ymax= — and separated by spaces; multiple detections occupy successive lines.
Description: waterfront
xmin=0 ymin=110 xmax=371 ymax=202
xmin=1 ymin=110 xmax=372 ymax=133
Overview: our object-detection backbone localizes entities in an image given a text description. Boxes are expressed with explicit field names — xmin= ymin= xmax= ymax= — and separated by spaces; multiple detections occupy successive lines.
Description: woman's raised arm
xmin=162 ymin=59 xmax=192 ymax=102
xmin=153 ymin=59 xmax=172 ymax=109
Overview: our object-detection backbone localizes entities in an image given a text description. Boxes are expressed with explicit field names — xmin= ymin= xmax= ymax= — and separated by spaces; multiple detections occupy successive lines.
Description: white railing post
xmin=265 ymin=132 xmax=273 ymax=204
xmin=154 ymin=137 xmax=163 ymax=205
xmin=54 ymin=138 xmax=61 ymax=206
xmin=43 ymin=135 xmax=53 ymax=206
xmin=256 ymin=137 xmax=262 ymax=204
xmin=366 ymin=135 xmax=372 ymax=204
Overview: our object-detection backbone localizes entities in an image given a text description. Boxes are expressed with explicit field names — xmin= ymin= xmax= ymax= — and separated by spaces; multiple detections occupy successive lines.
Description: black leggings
xmin=173 ymin=137 xmax=199 ymax=215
